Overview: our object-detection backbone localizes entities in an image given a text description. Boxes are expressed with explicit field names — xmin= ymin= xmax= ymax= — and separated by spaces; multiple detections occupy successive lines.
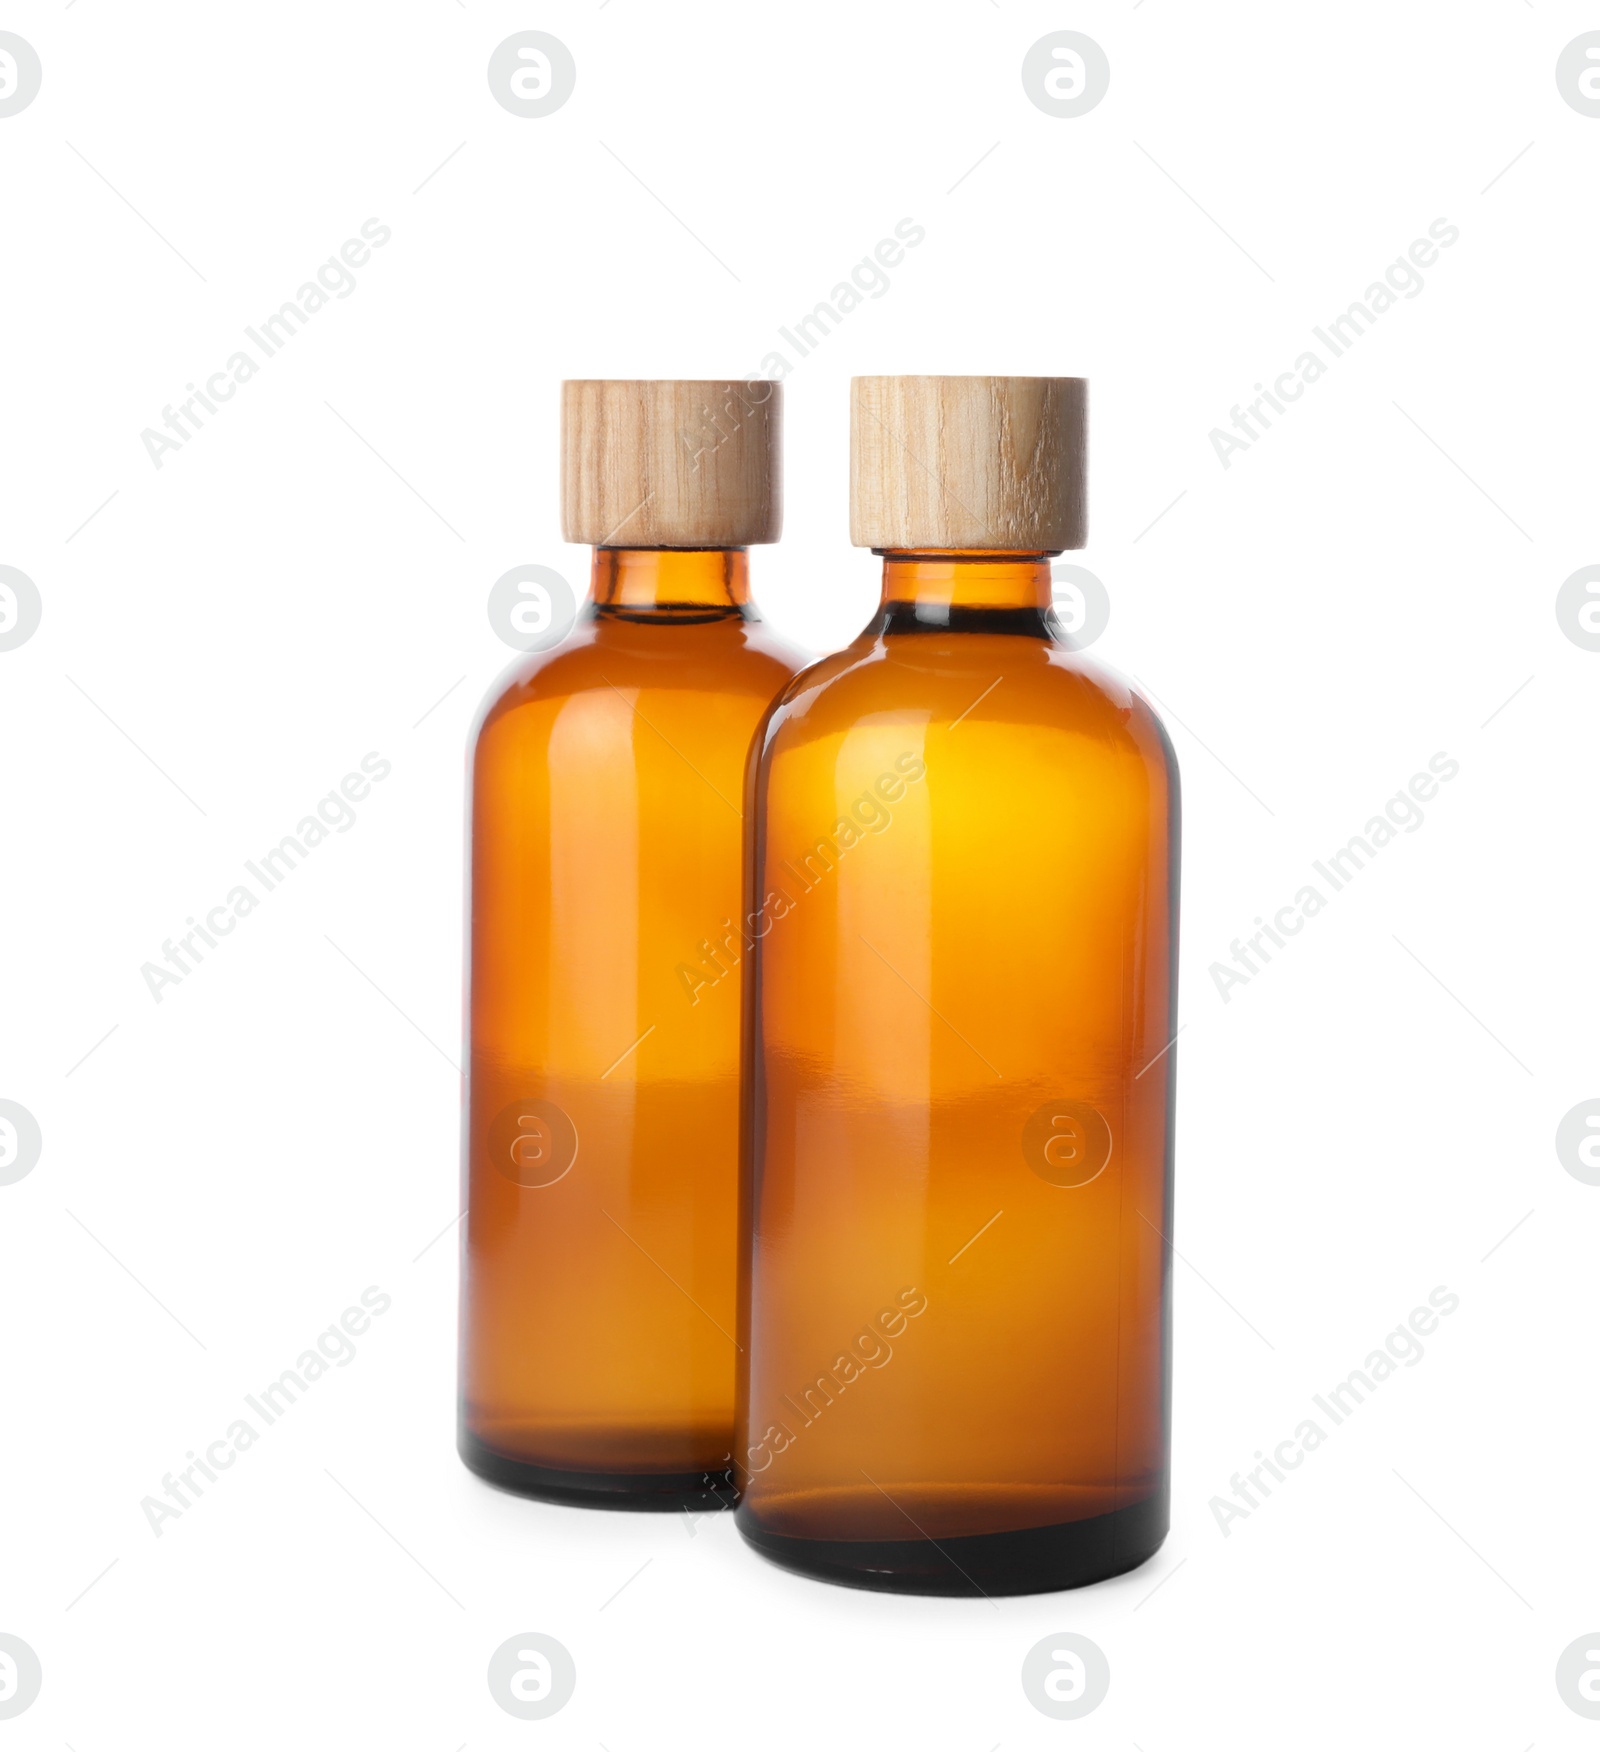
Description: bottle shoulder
xmin=471 ymin=612 xmax=808 ymax=746
xmin=759 ymin=632 xmax=1177 ymax=779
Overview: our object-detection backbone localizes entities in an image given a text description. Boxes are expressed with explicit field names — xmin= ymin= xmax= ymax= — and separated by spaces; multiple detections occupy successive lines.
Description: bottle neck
xmin=590 ymin=548 xmax=751 ymax=620
xmin=874 ymin=551 xmax=1057 ymax=634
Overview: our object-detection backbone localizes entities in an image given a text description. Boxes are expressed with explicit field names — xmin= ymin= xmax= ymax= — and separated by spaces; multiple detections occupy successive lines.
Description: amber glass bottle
xmin=461 ymin=380 xmax=802 ymax=1509
xmin=736 ymin=377 xmax=1179 ymax=1592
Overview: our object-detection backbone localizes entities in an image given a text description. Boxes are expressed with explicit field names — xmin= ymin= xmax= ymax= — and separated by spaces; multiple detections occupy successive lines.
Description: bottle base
xmin=736 ymin=1491 xmax=1167 ymax=1596
xmin=458 ymin=1429 xmax=735 ymax=1514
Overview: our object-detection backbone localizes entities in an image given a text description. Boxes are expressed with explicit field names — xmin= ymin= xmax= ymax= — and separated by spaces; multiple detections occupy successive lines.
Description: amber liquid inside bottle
xmin=735 ymin=553 xmax=1179 ymax=1591
xmin=461 ymin=547 xmax=802 ymax=1508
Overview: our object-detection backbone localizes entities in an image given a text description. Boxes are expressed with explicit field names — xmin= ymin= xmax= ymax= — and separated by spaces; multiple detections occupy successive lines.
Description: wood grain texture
xmin=561 ymin=379 xmax=782 ymax=546
xmin=850 ymin=376 xmax=1087 ymax=551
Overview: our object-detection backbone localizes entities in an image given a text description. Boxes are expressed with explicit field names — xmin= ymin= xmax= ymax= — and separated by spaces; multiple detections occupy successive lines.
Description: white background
xmin=3 ymin=2 xmax=1597 ymax=1745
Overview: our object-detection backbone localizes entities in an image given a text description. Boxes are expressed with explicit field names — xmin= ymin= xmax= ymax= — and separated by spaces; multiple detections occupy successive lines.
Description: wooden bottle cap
xmin=561 ymin=379 xmax=782 ymax=546
xmin=850 ymin=376 xmax=1087 ymax=551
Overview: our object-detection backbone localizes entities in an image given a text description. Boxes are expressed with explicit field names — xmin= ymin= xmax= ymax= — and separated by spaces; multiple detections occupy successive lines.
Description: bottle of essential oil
xmin=461 ymin=379 xmax=802 ymax=1509
xmin=736 ymin=376 xmax=1179 ymax=1590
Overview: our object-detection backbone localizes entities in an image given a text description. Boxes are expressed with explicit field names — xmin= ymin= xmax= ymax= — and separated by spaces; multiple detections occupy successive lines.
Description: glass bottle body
xmin=736 ymin=554 xmax=1179 ymax=1591
xmin=460 ymin=548 xmax=803 ymax=1509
